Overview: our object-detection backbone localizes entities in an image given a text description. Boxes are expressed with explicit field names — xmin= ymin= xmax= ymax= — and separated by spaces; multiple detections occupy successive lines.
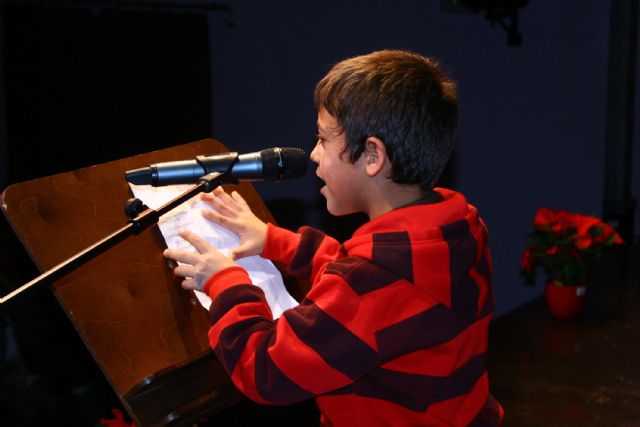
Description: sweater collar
xmin=352 ymin=188 xmax=470 ymax=237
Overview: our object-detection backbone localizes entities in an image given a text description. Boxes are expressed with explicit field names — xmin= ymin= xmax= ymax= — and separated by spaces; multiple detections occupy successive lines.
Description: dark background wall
xmin=205 ymin=0 xmax=640 ymax=316
xmin=0 ymin=0 xmax=638 ymax=319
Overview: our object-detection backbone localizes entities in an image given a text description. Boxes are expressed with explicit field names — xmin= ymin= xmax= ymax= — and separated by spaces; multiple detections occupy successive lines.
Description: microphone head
xmin=260 ymin=147 xmax=308 ymax=181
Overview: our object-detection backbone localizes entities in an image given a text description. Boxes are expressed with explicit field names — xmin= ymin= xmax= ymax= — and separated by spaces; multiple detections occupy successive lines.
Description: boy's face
xmin=311 ymin=109 xmax=369 ymax=216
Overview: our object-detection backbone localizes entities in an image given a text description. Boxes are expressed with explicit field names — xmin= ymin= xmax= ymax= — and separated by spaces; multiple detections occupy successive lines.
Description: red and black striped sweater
xmin=203 ymin=188 xmax=503 ymax=426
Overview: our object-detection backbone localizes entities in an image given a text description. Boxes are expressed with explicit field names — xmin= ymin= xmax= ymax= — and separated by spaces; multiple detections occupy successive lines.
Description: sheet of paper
xmin=128 ymin=183 xmax=299 ymax=319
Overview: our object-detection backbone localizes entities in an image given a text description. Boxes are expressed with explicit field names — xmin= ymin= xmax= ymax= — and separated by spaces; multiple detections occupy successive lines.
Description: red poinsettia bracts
xmin=521 ymin=208 xmax=624 ymax=286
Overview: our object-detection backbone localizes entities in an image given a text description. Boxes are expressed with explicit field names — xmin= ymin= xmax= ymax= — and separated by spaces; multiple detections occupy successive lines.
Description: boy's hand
xmin=200 ymin=187 xmax=268 ymax=260
xmin=163 ymin=229 xmax=235 ymax=291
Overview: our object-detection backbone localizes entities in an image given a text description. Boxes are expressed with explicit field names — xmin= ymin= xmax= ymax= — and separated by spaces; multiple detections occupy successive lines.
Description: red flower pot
xmin=544 ymin=282 xmax=586 ymax=319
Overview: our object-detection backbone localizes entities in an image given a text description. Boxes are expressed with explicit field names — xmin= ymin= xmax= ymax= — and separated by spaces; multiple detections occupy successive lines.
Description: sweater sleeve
xmin=205 ymin=262 xmax=382 ymax=405
xmin=261 ymin=223 xmax=343 ymax=283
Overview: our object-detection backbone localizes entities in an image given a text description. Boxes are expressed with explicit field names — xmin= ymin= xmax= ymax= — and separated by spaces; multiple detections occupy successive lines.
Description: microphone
xmin=125 ymin=147 xmax=308 ymax=186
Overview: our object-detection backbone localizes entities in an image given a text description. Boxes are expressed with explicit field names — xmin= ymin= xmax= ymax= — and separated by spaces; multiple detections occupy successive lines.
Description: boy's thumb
xmin=231 ymin=246 xmax=248 ymax=261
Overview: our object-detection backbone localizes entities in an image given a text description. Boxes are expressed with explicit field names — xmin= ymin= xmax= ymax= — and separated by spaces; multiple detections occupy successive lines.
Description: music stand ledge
xmin=0 ymin=139 xmax=284 ymax=426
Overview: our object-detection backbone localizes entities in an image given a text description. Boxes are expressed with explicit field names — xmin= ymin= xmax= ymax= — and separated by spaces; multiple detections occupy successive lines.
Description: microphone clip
xmin=195 ymin=152 xmax=240 ymax=185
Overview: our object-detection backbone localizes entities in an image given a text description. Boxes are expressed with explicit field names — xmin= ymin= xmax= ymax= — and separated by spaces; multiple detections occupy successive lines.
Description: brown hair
xmin=314 ymin=50 xmax=458 ymax=190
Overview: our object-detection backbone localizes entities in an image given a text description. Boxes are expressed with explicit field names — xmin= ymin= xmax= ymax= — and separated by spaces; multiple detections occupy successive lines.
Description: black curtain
xmin=3 ymin=3 xmax=212 ymax=184
xmin=0 ymin=4 xmax=211 ymax=425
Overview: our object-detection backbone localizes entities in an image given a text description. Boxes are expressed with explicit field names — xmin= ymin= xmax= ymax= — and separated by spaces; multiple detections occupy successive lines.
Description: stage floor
xmin=487 ymin=246 xmax=640 ymax=427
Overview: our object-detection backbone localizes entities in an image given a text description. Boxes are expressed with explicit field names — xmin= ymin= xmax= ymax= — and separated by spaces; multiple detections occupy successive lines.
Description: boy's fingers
xmin=202 ymin=209 xmax=236 ymax=229
xmin=231 ymin=242 xmax=253 ymax=260
xmin=181 ymin=278 xmax=198 ymax=290
xmin=173 ymin=264 xmax=195 ymax=278
xmin=178 ymin=229 xmax=211 ymax=254
xmin=203 ymin=187 xmax=240 ymax=215
xmin=229 ymin=248 xmax=243 ymax=261
xmin=231 ymin=191 xmax=248 ymax=206
xmin=207 ymin=194 xmax=239 ymax=217
xmin=201 ymin=208 xmax=220 ymax=222
xmin=163 ymin=248 xmax=199 ymax=265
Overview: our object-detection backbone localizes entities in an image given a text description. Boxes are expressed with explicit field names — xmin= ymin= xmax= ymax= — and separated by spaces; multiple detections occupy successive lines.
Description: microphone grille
xmin=260 ymin=147 xmax=308 ymax=181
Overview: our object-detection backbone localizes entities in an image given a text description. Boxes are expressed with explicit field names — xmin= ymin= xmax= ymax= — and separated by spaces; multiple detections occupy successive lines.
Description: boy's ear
xmin=363 ymin=137 xmax=387 ymax=177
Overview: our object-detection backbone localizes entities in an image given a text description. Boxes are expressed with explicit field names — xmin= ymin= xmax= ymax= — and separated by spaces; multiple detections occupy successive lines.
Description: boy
xmin=164 ymin=50 xmax=502 ymax=426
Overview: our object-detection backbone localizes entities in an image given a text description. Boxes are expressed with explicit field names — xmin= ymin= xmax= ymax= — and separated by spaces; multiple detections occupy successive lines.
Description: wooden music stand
xmin=0 ymin=139 xmax=292 ymax=426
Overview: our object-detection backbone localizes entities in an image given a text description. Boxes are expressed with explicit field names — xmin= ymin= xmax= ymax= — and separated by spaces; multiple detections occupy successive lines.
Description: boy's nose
xmin=310 ymin=142 xmax=320 ymax=164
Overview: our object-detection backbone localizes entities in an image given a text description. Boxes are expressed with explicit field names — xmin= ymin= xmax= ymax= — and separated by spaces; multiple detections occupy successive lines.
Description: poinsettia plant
xmin=521 ymin=208 xmax=624 ymax=286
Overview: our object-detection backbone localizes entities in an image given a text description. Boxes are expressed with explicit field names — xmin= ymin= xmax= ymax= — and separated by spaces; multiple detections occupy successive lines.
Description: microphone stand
xmin=0 ymin=172 xmax=226 ymax=307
